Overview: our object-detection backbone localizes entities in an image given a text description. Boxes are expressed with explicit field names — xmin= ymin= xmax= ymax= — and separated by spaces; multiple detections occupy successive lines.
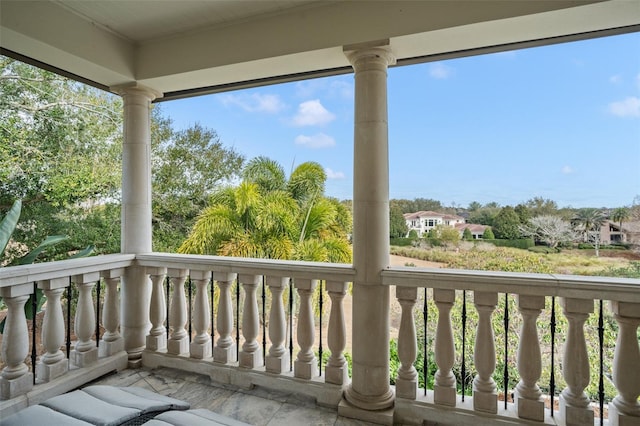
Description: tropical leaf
xmin=0 ymin=199 xmax=21 ymax=256
xmin=242 ymin=156 xmax=286 ymax=193
xmin=288 ymin=161 xmax=325 ymax=203
xmin=15 ymin=235 xmax=69 ymax=265
xmin=69 ymin=245 xmax=95 ymax=258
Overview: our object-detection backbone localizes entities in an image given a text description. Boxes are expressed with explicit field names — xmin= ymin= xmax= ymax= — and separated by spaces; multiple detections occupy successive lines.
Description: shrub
xmin=528 ymin=246 xmax=558 ymax=254
xmin=390 ymin=237 xmax=414 ymax=247
xmin=482 ymin=238 xmax=534 ymax=250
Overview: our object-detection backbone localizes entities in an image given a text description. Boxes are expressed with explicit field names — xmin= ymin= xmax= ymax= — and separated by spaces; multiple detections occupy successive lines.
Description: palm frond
xmin=242 ymin=156 xmax=286 ymax=193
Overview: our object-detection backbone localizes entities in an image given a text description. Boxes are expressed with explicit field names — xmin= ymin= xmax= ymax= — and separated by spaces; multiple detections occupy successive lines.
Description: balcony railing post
xmin=71 ymin=272 xmax=100 ymax=367
xmin=294 ymin=278 xmax=318 ymax=379
xmin=560 ymin=297 xmax=594 ymax=426
xmin=100 ymin=269 xmax=125 ymax=357
xmin=325 ymin=280 xmax=349 ymax=385
xmin=0 ymin=284 xmax=34 ymax=399
xmin=608 ymin=301 xmax=640 ymax=426
xmin=167 ymin=269 xmax=189 ymax=356
xmin=189 ymin=270 xmax=212 ymax=359
xmin=514 ymin=295 xmax=545 ymax=421
xmin=433 ymin=288 xmax=456 ymax=407
xmin=239 ymin=274 xmax=263 ymax=368
xmin=472 ymin=291 xmax=498 ymax=414
xmin=213 ymin=272 xmax=237 ymax=364
xmin=396 ymin=286 xmax=418 ymax=399
xmin=146 ymin=267 xmax=167 ymax=352
xmin=265 ymin=276 xmax=289 ymax=374
xmin=36 ymin=278 xmax=68 ymax=382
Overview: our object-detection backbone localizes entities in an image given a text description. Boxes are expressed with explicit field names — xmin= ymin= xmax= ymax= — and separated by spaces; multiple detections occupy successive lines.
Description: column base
xmin=473 ymin=390 xmax=498 ymax=414
xmin=213 ymin=345 xmax=237 ymax=364
xmin=294 ymin=359 xmax=318 ymax=379
xmin=146 ymin=334 xmax=167 ymax=352
xmin=434 ymin=385 xmax=456 ymax=406
xmin=36 ymin=358 xmax=68 ymax=382
xmin=325 ymin=364 xmax=349 ymax=385
xmin=71 ymin=347 xmax=98 ymax=367
xmin=0 ymin=372 xmax=33 ymax=399
xmin=560 ymin=394 xmax=593 ymax=426
xmin=190 ymin=341 xmax=212 ymax=359
xmin=338 ymin=398 xmax=394 ymax=426
xmin=515 ymin=390 xmax=544 ymax=421
xmin=265 ymin=353 xmax=289 ymax=374
xmin=395 ymin=378 xmax=417 ymax=400
xmin=100 ymin=338 xmax=125 ymax=357
xmin=608 ymin=404 xmax=640 ymax=426
xmin=167 ymin=337 xmax=189 ymax=356
xmin=239 ymin=348 xmax=263 ymax=369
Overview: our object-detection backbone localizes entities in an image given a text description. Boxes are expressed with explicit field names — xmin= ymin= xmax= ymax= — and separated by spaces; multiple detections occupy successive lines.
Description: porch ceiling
xmin=1 ymin=0 xmax=639 ymax=100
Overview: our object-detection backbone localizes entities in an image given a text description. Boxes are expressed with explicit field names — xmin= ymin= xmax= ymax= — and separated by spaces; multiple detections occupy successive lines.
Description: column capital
xmin=111 ymin=82 xmax=162 ymax=101
xmin=344 ymin=41 xmax=396 ymax=70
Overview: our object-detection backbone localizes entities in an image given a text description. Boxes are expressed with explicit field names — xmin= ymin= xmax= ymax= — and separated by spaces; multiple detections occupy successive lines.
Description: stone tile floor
xmin=91 ymin=367 xmax=376 ymax=426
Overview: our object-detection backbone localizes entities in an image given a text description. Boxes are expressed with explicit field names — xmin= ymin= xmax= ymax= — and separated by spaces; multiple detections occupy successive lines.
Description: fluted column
xmin=343 ymin=41 xmax=396 ymax=418
xmin=0 ymin=284 xmax=34 ymax=399
xmin=434 ymin=288 xmax=456 ymax=406
xmin=190 ymin=270 xmax=212 ymax=359
xmin=265 ymin=276 xmax=289 ymax=374
xmin=36 ymin=278 xmax=68 ymax=382
xmin=100 ymin=269 xmax=125 ymax=357
xmin=213 ymin=272 xmax=237 ymax=364
xmin=473 ymin=291 xmax=498 ymax=414
xmin=146 ymin=267 xmax=167 ymax=351
xmin=294 ymin=278 xmax=318 ymax=379
xmin=560 ymin=297 xmax=594 ymax=426
xmin=112 ymin=83 xmax=161 ymax=365
xmin=239 ymin=274 xmax=262 ymax=368
xmin=167 ymin=269 xmax=189 ymax=355
xmin=325 ymin=281 xmax=349 ymax=385
xmin=396 ymin=286 xmax=418 ymax=399
xmin=608 ymin=301 xmax=640 ymax=425
xmin=71 ymin=272 xmax=99 ymax=367
xmin=514 ymin=295 xmax=545 ymax=421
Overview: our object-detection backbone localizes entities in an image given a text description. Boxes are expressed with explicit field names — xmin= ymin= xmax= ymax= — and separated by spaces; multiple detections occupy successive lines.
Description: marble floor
xmin=90 ymin=367 xmax=376 ymax=426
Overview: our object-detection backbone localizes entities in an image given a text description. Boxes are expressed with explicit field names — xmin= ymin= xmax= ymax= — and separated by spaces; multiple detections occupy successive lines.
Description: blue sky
xmin=160 ymin=33 xmax=640 ymax=209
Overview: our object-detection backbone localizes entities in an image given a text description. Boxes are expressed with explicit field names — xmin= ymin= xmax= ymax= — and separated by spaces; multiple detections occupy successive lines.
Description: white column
xmin=213 ymin=272 xmax=237 ymax=364
xmin=294 ymin=278 xmax=318 ymax=379
xmin=112 ymin=83 xmax=161 ymax=366
xmin=146 ymin=267 xmax=167 ymax=351
xmin=608 ymin=301 xmax=640 ymax=425
xmin=343 ymin=41 xmax=396 ymax=416
xmin=515 ymin=295 xmax=545 ymax=421
xmin=0 ymin=284 xmax=33 ymax=399
xmin=266 ymin=276 xmax=289 ymax=374
xmin=189 ymin=270 xmax=212 ymax=359
xmin=100 ymin=269 xmax=125 ymax=357
xmin=560 ymin=297 xmax=594 ymax=426
xmin=434 ymin=288 xmax=456 ymax=407
xmin=473 ymin=291 xmax=498 ymax=414
xmin=239 ymin=274 xmax=262 ymax=368
xmin=396 ymin=286 xmax=418 ymax=400
xmin=325 ymin=281 xmax=349 ymax=385
xmin=36 ymin=278 xmax=68 ymax=382
xmin=71 ymin=272 xmax=99 ymax=367
xmin=167 ymin=269 xmax=189 ymax=355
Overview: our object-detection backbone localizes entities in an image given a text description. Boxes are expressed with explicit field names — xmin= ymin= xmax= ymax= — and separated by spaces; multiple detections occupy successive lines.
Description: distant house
xmin=403 ymin=211 xmax=466 ymax=237
xmin=455 ymin=223 xmax=490 ymax=240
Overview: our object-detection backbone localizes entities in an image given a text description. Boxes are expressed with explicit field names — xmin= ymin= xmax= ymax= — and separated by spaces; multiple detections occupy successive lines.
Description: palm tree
xmin=611 ymin=207 xmax=630 ymax=240
xmin=574 ymin=208 xmax=606 ymax=256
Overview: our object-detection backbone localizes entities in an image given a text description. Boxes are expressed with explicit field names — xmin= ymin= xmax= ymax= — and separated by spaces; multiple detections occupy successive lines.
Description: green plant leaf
xmin=0 ymin=199 xmax=22 ymax=256
xmin=69 ymin=245 xmax=95 ymax=259
xmin=16 ymin=235 xmax=69 ymax=265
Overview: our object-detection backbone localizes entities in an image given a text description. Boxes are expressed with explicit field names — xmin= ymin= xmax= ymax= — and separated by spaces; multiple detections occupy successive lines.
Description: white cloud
xmin=561 ymin=165 xmax=575 ymax=175
xmin=294 ymin=133 xmax=336 ymax=148
xmin=609 ymin=74 xmax=622 ymax=84
xmin=608 ymin=96 xmax=640 ymax=118
xmin=292 ymin=100 xmax=335 ymax=126
xmin=325 ymin=168 xmax=345 ymax=179
xmin=221 ymin=93 xmax=285 ymax=113
xmin=429 ymin=62 xmax=453 ymax=79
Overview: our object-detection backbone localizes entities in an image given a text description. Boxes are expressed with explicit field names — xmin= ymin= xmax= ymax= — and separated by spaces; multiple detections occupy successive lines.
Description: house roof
xmin=403 ymin=211 xmax=464 ymax=221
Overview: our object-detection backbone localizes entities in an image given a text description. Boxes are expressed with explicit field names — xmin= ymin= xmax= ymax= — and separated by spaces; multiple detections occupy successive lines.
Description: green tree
xmin=482 ymin=227 xmax=495 ymax=239
xmin=467 ymin=206 xmax=500 ymax=226
xmin=467 ymin=201 xmax=482 ymax=212
xmin=514 ymin=203 xmax=531 ymax=224
xmin=492 ymin=206 xmax=522 ymax=239
xmin=390 ymin=204 xmax=408 ymax=238
xmin=611 ymin=207 xmax=630 ymax=236
xmin=462 ymin=227 xmax=473 ymax=241
xmin=525 ymin=197 xmax=558 ymax=216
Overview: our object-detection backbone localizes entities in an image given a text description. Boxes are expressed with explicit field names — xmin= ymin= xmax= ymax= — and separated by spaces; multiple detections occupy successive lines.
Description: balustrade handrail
xmin=382 ymin=265 xmax=640 ymax=303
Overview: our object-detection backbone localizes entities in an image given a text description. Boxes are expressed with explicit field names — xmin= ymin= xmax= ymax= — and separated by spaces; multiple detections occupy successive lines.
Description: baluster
xmin=434 ymin=288 xmax=456 ymax=406
xmin=36 ymin=278 xmax=68 ymax=382
xmin=213 ymin=272 xmax=237 ymax=364
xmin=239 ymin=274 xmax=262 ymax=368
xmin=0 ymin=285 xmax=34 ymax=399
xmin=190 ymin=270 xmax=212 ymax=359
xmin=167 ymin=269 xmax=189 ymax=355
xmin=396 ymin=286 xmax=418 ymax=399
xmin=325 ymin=281 xmax=349 ymax=385
xmin=560 ymin=297 xmax=594 ymax=426
xmin=100 ymin=269 xmax=124 ymax=356
xmin=146 ymin=268 xmax=167 ymax=351
xmin=266 ymin=276 xmax=289 ymax=374
xmin=473 ymin=291 xmax=498 ymax=414
xmin=294 ymin=278 xmax=318 ymax=379
xmin=514 ymin=295 xmax=545 ymax=421
xmin=608 ymin=301 xmax=640 ymax=426
xmin=71 ymin=272 xmax=99 ymax=367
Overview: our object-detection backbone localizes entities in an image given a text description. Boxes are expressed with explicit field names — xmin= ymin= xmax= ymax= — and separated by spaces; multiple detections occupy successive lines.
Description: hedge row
xmin=480 ymin=238 xmax=535 ymax=249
